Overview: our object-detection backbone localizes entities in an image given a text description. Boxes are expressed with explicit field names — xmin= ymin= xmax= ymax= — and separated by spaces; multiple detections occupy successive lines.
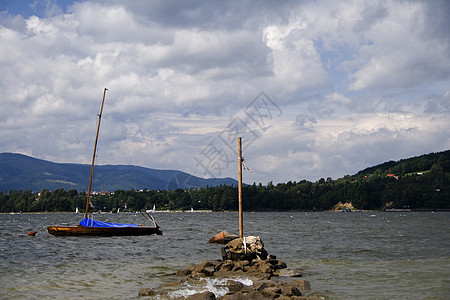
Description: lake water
xmin=0 ymin=211 xmax=449 ymax=299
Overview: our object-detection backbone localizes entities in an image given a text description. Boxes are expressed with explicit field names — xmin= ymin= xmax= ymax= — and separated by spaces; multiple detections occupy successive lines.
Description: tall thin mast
xmin=238 ymin=137 xmax=243 ymax=238
xmin=84 ymin=88 xmax=108 ymax=219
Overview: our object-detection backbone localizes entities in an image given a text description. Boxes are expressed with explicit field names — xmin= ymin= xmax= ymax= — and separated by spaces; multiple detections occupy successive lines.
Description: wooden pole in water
xmin=238 ymin=137 xmax=243 ymax=238
xmin=84 ymin=88 xmax=108 ymax=219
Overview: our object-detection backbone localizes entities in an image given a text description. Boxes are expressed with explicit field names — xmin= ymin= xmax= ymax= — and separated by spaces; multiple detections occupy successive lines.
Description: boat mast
xmin=238 ymin=137 xmax=243 ymax=238
xmin=84 ymin=88 xmax=108 ymax=219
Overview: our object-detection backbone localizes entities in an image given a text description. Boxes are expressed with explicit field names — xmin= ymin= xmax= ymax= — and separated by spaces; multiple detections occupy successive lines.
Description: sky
xmin=0 ymin=0 xmax=449 ymax=186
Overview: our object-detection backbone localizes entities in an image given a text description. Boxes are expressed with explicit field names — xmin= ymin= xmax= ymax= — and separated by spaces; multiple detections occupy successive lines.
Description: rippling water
xmin=1 ymin=211 xmax=449 ymax=299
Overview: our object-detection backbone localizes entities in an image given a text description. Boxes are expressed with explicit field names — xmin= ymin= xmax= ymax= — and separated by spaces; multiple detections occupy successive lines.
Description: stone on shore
xmin=290 ymin=280 xmax=311 ymax=291
xmin=185 ymin=291 xmax=216 ymax=300
xmin=138 ymin=236 xmax=317 ymax=299
xmin=274 ymin=268 xmax=302 ymax=277
xmin=226 ymin=280 xmax=244 ymax=292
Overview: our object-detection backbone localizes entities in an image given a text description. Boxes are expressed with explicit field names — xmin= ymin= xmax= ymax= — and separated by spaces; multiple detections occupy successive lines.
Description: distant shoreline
xmin=3 ymin=209 xmax=450 ymax=215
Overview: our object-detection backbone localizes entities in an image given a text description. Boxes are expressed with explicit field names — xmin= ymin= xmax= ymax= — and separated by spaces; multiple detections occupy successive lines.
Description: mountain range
xmin=0 ymin=153 xmax=237 ymax=192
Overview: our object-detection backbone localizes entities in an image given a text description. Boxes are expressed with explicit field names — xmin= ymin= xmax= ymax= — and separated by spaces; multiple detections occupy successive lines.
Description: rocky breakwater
xmin=139 ymin=236 xmax=322 ymax=299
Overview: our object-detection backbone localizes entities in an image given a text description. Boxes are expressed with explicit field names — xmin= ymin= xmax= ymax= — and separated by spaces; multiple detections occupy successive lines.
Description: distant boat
xmin=191 ymin=207 xmax=194 ymax=213
xmin=75 ymin=207 xmax=79 ymax=214
xmin=145 ymin=205 xmax=156 ymax=214
xmin=47 ymin=88 xmax=162 ymax=236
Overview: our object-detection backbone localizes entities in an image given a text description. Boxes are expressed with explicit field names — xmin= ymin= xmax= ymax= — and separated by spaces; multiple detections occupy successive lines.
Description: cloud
xmin=348 ymin=1 xmax=450 ymax=91
xmin=0 ymin=0 xmax=449 ymax=185
xmin=424 ymin=90 xmax=450 ymax=114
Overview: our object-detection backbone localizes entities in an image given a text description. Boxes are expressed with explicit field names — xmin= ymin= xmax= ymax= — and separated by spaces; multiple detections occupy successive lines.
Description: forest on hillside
xmin=1 ymin=151 xmax=449 ymax=212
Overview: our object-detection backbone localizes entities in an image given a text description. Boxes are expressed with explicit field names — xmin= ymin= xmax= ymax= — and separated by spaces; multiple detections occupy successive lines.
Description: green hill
xmin=356 ymin=150 xmax=450 ymax=177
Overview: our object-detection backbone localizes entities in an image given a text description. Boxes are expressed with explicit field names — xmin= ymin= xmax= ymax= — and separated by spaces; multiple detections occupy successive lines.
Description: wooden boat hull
xmin=47 ymin=225 xmax=162 ymax=236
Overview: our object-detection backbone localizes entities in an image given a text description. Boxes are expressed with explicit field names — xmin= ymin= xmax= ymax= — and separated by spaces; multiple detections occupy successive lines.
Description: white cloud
xmin=325 ymin=92 xmax=351 ymax=105
xmin=0 ymin=0 xmax=449 ymax=185
xmin=348 ymin=1 xmax=450 ymax=91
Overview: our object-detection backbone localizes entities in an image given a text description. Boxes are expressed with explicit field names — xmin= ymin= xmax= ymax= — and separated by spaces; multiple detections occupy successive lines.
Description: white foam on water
xmin=168 ymin=277 xmax=253 ymax=298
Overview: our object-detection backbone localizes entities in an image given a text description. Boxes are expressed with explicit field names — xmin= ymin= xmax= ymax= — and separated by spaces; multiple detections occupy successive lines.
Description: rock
xmin=219 ymin=291 xmax=269 ymax=300
xmin=230 ymin=259 xmax=252 ymax=272
xmin=212 ymin=260 xmax=224 ymax=269
xmin=280 ymin=297 xmax=308 ymax=300
xmin=261 ymin=286 xmax=282 ymax=298
xmin=185 ymin=291 xmax=216 ymax=300
xmin=138 ymin=288 xmax=156 ymax=296
xmin=138 ymin=288 xmax=168 ymax=298
xmin=203 ymin=266 xmax=216 ymax=276
xmin=290 ymin=279 xmax=311 ymax=290
xmin=209 ymin=231 xmax=239 ymax=244
xmin=244 ymin=264 xmax=259 ymax=274
xmin=274 ymin=268 xmax=302 ymax=277
xmin=253 ymin=280 xmax=279 ymax=291
xmin=223 ymin=236 xmax=268 ymax=261
xmin=195 ymin=261 xmax=217 ymax=277
xmin=161 ymin=281 xmax=181 ymax=288
xmin=180 ymin=277 xmax=206 ymax=285
xmin=191 ymin=271 xmax=207 ymax=278
xmin=231 ymin=262 xmax=243 ymax=272
xmin=281 ymin=285 xmax=302 ymax=297
xmin=226 ymin=280 xmax=244 ymax=292
xmin=219 ymin=260 xmax=235 ymax=272
xmin=177 ymin=267 xmax=193 ymax=276
xmin=274 ymin=259 xmax=287 ymax=270
xmin=238 ymin=260 xmax=250 ymax=268
xmin=195 ymin=261 xmax=213 ymax=272
xmin=257 ymin=261 xmax=273 ymax=274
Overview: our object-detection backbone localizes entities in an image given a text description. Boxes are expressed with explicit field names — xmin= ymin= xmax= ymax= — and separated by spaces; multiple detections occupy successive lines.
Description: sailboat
xmin=47 ymin=88 xmax=162 ymax=236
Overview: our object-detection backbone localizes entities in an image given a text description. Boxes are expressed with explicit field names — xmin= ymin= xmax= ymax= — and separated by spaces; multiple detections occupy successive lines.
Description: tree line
xmin=1 ymin=156 xmax=448 ymax=213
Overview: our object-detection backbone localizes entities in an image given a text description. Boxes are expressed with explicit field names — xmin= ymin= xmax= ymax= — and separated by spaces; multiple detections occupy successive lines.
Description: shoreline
xmin=3 ymin=208 xmax=449 ymax=215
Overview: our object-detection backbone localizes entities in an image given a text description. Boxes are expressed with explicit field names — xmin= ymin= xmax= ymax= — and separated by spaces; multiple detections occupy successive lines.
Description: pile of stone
xmin=138 ymin=236 xmax=322 ymax=300
xmin=176 ymin=253 xmax=299 ymax=279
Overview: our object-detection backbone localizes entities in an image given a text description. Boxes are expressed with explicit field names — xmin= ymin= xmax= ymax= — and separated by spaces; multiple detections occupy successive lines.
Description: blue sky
xmin=1 ymin=0 xmax=68 ymax=17
xmin=0 ymin=0 xmax=449 ymax=185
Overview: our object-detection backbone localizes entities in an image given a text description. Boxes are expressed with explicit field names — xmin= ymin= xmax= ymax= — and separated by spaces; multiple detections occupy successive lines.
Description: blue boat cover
xmin=79 ymin=218 xmax=138 ymax=228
